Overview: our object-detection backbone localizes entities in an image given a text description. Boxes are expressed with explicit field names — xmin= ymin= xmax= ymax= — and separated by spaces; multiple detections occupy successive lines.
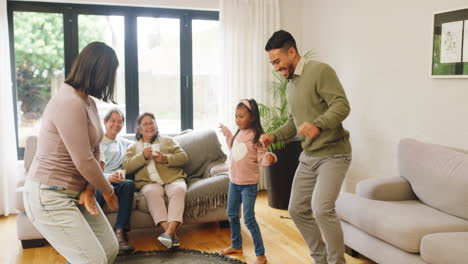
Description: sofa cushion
xmin=337 ymin=192 xmax=468 ymax=253
xmin=420 ymin=232 xmax=468 ymax=264
xmin=398 ymin=139 xmax=468 ymax=220
xmin=173 ymin=129 xmax=226 ymax=178
xmin=341 ymin=221 xmax=427 ymax=264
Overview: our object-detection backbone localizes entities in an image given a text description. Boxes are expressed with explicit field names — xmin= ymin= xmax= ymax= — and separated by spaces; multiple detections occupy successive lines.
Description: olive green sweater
xmin=123 ymin=136 xmax=188 ymax=190
xmin=272 ymin=58 xmax=351 ymax=157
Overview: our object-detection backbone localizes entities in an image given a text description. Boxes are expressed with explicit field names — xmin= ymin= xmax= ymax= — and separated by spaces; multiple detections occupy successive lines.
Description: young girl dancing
xmin=219 ymin=99 xmax=277 ymax=264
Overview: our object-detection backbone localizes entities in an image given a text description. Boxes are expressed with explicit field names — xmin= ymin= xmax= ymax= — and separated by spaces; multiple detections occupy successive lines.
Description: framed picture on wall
xmin=431 ymin=7 xmax=468 ymax=78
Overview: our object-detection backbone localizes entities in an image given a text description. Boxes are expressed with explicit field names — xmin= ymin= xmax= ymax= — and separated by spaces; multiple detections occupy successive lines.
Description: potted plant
xmin=259 ymin=51 xmax=314 ymax=209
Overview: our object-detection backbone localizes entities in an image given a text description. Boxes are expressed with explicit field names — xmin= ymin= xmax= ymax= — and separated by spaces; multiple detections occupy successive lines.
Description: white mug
xmin=151 ymin=144 xmax=161 ymax=155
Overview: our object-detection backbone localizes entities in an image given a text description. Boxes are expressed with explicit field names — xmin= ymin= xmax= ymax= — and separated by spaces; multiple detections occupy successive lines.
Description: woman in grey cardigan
xmin=123 ymin=112 xmax=188 ymax=249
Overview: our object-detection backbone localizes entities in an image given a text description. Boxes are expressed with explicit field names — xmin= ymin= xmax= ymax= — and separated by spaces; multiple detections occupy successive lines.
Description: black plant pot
xmin=263 ymin=139 xmax=302 ymax=210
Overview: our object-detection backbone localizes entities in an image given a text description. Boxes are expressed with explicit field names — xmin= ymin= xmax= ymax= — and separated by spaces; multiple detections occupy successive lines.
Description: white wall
xmin=303 ymin=0 xmax=468 ymax=191
xmin=279 ymin=0 xmax=303 ymax=51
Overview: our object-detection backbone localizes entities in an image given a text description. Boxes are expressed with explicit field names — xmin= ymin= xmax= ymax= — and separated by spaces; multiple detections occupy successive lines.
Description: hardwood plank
xmin=1 ymin=192 xmax=375 ymax=264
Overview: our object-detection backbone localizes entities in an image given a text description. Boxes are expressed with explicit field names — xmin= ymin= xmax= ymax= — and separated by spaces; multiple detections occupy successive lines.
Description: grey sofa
xmin=337 ymin=138 xmax=468 ymax=264
xmin=15 ymin=129 xmax=230 ymax=248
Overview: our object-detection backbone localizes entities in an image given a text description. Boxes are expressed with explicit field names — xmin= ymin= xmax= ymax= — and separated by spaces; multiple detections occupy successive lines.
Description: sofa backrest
xmin=24 ymin=136 xmax=38 ymax=171
xmin=398 ymin=138 xmax=468 ymax=220
xmin=23 ymin=129 xmax=226 ymax=179
xmin=173 ymin=129 xmax=226 ymax=178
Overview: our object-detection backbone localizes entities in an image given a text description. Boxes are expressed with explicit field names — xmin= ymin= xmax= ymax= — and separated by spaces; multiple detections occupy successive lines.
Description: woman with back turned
xmin=23 ymin=42 xmax=120 ymax=264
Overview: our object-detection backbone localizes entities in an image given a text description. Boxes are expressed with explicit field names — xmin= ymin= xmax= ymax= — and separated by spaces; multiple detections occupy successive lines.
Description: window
xmin=137 ymin=17 xmax=181 ymax=134
xmin=192 ymin=19 xmax=221 ymax=130
xmin=8 ymin=2 xmax=219 ymax=159
xmin=78 ymin=14 xmax=126 ymax=123
xmin=12 ymin=11 xmax=64 ymax=149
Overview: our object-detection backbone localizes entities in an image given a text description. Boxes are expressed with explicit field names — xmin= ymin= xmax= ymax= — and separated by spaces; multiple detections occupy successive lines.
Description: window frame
xmin=7 ymin=1 xmax=219 ymax=159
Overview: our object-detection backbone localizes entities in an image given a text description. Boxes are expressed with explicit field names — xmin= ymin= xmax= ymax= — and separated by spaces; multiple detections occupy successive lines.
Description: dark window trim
xmin=7 ymin=1 xmax=218 ymax=17
xmin=8 ymin=0 xmax=219 ymax=159
xmin=124 ymin=13 xmax=139 ymax=134
xmin=7 ymin=7 xmax=21 ymax=160
xmin=181 ymin=13 xmax=193 ymax=130
xmin=63 ymin=9 xmax=78 ymax=77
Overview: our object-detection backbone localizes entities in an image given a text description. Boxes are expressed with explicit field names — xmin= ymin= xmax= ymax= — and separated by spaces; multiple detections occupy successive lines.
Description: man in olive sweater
xmin=260 ymin=30 xmax=351 ymax=264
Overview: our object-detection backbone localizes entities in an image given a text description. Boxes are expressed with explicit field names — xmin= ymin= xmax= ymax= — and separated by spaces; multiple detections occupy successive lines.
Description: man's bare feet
xmin=219 ymin=246 xmax=243 ymax=255
xmin=254 ymin=255 xmax=267 ymax=264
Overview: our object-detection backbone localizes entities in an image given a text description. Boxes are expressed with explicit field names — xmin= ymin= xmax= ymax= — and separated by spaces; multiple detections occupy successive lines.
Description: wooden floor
xmin=0 ymin=191 xmax=375 ymax=264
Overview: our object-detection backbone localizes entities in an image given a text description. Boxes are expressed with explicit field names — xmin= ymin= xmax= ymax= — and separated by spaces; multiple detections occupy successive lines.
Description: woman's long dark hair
xmin=135 ymin=112 xmax=159 ymax=143
xmin=65 ymin=42 xmax=119 ymax=103
xmin=231 ymin=99 xmax=265 ymax=147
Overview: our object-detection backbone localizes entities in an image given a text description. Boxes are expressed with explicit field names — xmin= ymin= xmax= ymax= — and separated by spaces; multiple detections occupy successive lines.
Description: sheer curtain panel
xmin=219 ymin=0 xmax=280 ymax=190
xmin=0 ymin=0 xmax=19 ymax=216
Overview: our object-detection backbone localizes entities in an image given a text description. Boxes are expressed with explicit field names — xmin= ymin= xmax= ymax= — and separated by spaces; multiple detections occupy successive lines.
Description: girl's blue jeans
xmin=227 ymin=182 xmax=265 ymax=256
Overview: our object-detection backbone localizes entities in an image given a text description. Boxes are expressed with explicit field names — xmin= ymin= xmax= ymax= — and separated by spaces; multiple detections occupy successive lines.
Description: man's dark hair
xmin=104 ymin=108 xmax=125 ymax=123
xmin=265 ymin=30 xmax=298 ymax=53
xmin=65 ymin=41 xmax=119 ymax=103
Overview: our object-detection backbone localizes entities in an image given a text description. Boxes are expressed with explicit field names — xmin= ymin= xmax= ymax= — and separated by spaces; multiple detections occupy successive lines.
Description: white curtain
xmin=0 ymin=0 xmax=19 ymax=216
xmin=219 ymin=0 xmax=280 ymax=127
xmin=219 ymin=0 xmax=280 ymax=190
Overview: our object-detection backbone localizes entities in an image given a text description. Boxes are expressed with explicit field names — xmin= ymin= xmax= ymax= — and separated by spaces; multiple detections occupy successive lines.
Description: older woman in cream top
xmin=123 ymin=112 xmax=188 ymax=249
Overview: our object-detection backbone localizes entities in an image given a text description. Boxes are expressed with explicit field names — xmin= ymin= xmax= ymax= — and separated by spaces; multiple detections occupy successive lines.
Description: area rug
xmin=115 ymin=249 xmax=247 ymax=264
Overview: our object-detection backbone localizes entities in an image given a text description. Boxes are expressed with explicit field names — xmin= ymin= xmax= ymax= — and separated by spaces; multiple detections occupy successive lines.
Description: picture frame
xmin=431 ymin=7 xmax=468 ymax=78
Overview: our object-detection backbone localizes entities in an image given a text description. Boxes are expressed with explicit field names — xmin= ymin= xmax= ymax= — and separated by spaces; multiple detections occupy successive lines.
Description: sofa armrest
xmin=356 ymin=177 xmax=417 ymax=201
xmin=15 ymin=162 xmax=27 ymax=212
xmin=15 ymin=186 xmax=25 ymax=211
xmin=185 ymin=174 xmax=229 ymax=219
xmin=24 ymin=136 xmax=38 ymax=171
xmin=204 ymin=161 xmax=229 ymax=178
xmin=17 ymin=161 xmax=26 ymax=188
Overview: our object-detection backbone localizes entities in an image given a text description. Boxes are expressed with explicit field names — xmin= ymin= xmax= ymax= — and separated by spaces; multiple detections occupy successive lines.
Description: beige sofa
xmin=337 ymin=138 xmax=468 ymax=264
xmin=15 ymin=129 xmax=230 ymax=248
